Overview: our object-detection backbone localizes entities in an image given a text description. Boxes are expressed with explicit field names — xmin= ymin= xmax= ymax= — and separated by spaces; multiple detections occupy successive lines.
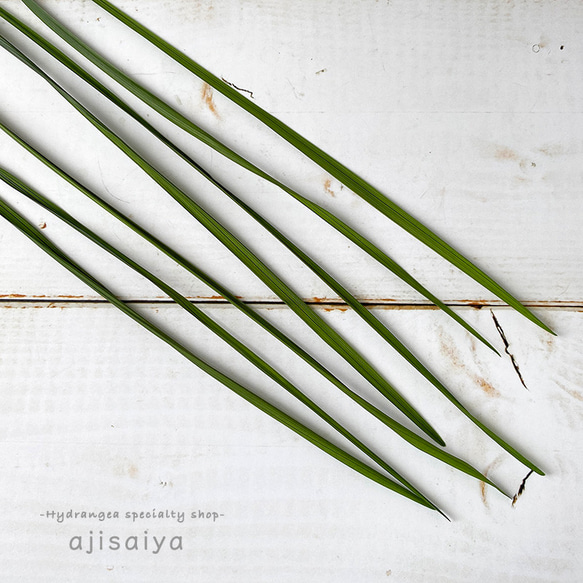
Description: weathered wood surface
xmin=0 ymin=1 xmax=581 ymax=581
xmin=0 ymin=0 xmax=580 ymax=305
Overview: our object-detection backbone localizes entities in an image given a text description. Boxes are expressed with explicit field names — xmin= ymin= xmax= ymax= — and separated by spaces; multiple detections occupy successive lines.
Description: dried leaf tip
xmin=512 ymin=470 xmax=534 ymax=507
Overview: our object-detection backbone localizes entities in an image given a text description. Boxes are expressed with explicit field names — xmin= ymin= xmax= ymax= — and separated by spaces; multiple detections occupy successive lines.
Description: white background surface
xmin=0 ymin=1 xmax=582 ymax=581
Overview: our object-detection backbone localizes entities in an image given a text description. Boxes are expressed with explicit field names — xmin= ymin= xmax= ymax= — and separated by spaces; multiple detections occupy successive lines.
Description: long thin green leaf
xmin=0 ymin=33 xmax=444 ymax=446
xmin=0 ymin=196 xmax=437 ymax=511
xmin=10 ymin=0 xmax=511 ymax=349
xmin=84 ymin=0 xmax=553 ymax=336
xmin=0 ymin=165 xmax=450 ymax=513
xmin=0 ymin=123 xmax=513 ymax=493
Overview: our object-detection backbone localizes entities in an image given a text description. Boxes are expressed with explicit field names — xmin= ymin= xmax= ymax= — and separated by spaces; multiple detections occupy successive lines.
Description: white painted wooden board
xmin=0 ymin=0 xmax=581 ymax=304
xmin=0 ymin=0 xmax=582 ymax=581
xmin=1 ymin=304 xmax=583 ymax=581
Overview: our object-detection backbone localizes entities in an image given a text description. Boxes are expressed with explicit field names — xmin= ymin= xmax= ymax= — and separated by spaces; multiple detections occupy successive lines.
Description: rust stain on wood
xmin=201 ymin=82 xmax=219 ymax=117
xmin=0 ymin=294 xmax=86 ymax=299
xmin=493 ymin=146 xmax=519 ymax=161
xmin=477 ymin=378 xmax=501 ymax=397
xmin=480 ymin=480 xmax=488 ymax=508
xmin=308 ymin=297 xmax=400 ymax=305
xmin=560 ymin=386 xmax=583 ymax=402
xmin=539 ymin=143 xmax=564 ymax=157
xmin=440 ymin=335 xmax=500 ymax=398
xmin=115 ymin=461 xmax=139 ymax=479
xmin=479 ymin=457 xmax=503 ymax=508
xmin=323 ymin=178 xmax=335 ymax=196
xmin=465 ymin=300 xmax=489 ymax=309
xmin=309 ymin=297 xmax=328 ymax=303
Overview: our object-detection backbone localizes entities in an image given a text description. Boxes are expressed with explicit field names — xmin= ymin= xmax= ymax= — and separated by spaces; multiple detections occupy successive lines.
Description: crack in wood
xmin=2 ymin=297 xmax=583 ymax=309
xmin=491 ymin=310 xmax=529 ymax=390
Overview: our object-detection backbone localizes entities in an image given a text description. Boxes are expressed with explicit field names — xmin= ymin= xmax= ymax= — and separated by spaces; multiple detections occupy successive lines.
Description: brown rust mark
xmin=476 ymin=378 xmax=501 ymax=398
xmin=309 ymin=297 xmax=329 ymax=303
xmin=323 ymin=178 xmax=335 ymax=197
xmin=113 ymin=460 xmax=139 ymax=479
xmin=201 ymin=82 xmax=219 ymax=118
xmin=440 ymin=340 xmax=463 ymax=369
xmin=440 ymin=335 xmax=501 ymax=398
xmin=532 ymin=37 xmax=548 ymax=53
xmin=309 ymin=297 xmax=399 ymax=305
xmin=566 ymin=388 xmax=583 ymax=402
xmin=465 ymin=300 xmax=489 ymax=310
xmin=0 ymin=294 xmax=87 ymax=299
xmin=538 ymin=143 xmax=564 ymax=157
xmin=479 ymin=457 xmax=503 ymax=508
xmin=377 ymin=304 xmax=438 ymax=311
xmin=39 ymin=222 xmax=47 ymax=229
xmin=469 ymin=338 xmax=478 ymax=359
xmin=560 ymin=386 xmax=583 ymax=402
xmin=493 ymin=146 xmax=519 ymax=161
xmin=127 ymin=464 xmax=138 ymax=478
xmin=0 ymin=294 xmax=86 ymax=300
xmin=5 ymin=302 xmax=76 ymax=310
xmin=479 ymin=481 xmax=488 ymax=508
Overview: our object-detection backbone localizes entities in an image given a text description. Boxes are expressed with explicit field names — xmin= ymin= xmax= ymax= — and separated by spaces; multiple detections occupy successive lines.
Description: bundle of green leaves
xmin=0 ymin=0 xmax=550 ymax=517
